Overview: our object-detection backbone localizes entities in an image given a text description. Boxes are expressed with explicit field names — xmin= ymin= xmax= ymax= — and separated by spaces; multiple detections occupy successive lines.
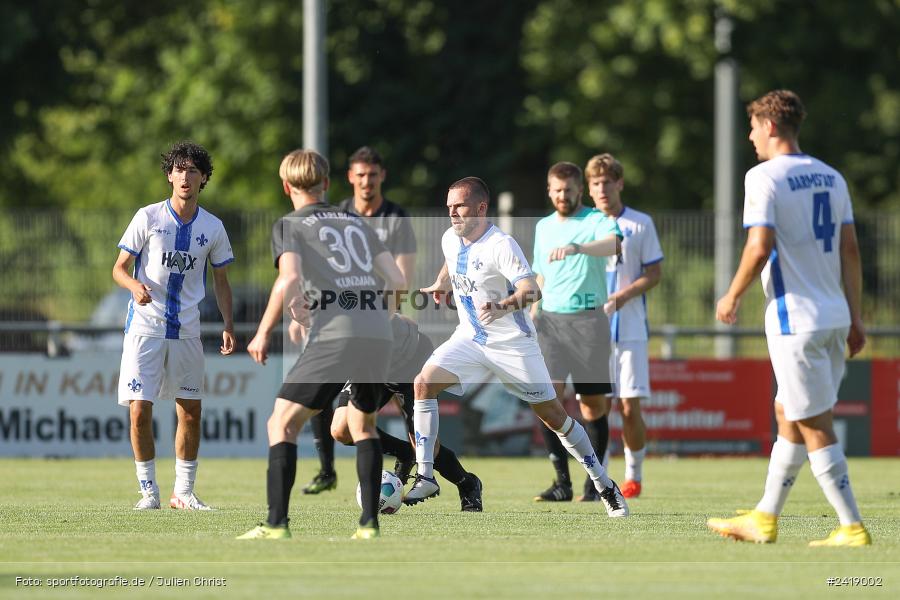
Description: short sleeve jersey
xmin=338 ymin=197 xmax=417 ymax=256
xmin=605 ymin=207 xmax=664 ymax=342
xmin=743 ymin=153 xmax=853 ymax=336
xmin=443 ymin=223 xmax=540 ymax=352
xmin=117 ymin=199 xmax=234 ymax=339
xmin=532 ymin=206 xmax=621 ymax=313
xmin=271 ymin=202 xmax=392 ymax=342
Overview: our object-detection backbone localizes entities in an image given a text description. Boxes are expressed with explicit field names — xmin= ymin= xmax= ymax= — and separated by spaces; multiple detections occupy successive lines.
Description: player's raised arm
xmin=211 ymin=264 xmax=235 ymax=355
xmin=548 ymin=234 xmax=621 ymax=262
xmin=112 ymin=249 xmax=151 ymax=305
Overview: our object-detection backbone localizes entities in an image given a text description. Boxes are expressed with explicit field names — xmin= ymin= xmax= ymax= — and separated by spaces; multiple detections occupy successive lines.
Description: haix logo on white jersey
xmin=118 ymin=199 xmax=234 ymax=339
xmin=743 ymin=154 xmax=853 ymax=336
xmin=441 ymin=224 xmax=539 ymax=351
xmin=606 ymin=207 xmax=664 ymax=342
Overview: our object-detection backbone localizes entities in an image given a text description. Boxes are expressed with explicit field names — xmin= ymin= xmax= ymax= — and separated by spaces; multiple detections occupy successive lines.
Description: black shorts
xmin=535 ymin=310 xmax=612 ymax=395
xmin=278 ymin=337 xmax=392 ymax=413
xmin=337 ymin=381 xmax=414 ymax=433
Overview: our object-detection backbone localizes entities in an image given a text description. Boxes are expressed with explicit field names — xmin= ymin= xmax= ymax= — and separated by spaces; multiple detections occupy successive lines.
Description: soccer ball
xmin=356 ymin=470 xmax=404 ymax=515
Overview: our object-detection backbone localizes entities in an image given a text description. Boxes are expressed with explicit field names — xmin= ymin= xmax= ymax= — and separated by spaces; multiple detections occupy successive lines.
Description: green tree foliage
xmin=2 ymin=0 xmax=897 ymax=212
xmin=520 ymin=0 xmax=900 ymax=210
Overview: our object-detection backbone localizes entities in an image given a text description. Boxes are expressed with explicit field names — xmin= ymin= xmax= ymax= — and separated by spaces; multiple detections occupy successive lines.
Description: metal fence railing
xmin=2 ymin=208 xmax=898 ymax=358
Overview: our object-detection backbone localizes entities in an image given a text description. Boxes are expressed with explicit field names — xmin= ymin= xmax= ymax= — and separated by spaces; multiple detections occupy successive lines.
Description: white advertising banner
xmin=0 ymin=353 xmax=285 ymax=457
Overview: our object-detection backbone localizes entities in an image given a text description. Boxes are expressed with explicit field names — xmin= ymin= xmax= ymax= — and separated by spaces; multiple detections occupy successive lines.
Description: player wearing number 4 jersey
xmin=708 ymin=90 xmax=870 ymax=547
xmin=406 ymin=177 xmax=628 ymax=517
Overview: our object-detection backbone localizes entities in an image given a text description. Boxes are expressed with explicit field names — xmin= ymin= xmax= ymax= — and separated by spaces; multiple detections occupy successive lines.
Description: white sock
xmin=174 ymin=458 xmax=198 ymax=496
xmin=602 ymin=447 xmax=610 ymax=470
xmin=413 ymin=399 xmax=439 ymax=479
xmin=135 ymin=459 xmax=158 ymax=496
xmin=553 ymin=417 xmax=613 ymax=490
xmin=624 ymin=446 xmax=646 ymax=482
xmin=754 ymin=436 xmax=806 ymax=516
xmin=808 ymin=444 xmax=862 ymax=525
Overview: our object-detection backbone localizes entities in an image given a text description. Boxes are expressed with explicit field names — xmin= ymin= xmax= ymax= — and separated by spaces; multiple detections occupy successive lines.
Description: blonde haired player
xmin=587 ymin=152 xmax=663 ymax=500
xmin=239 ymin=149 xmax=405 ymax=540
xmin=708 ymin=90 xmax=870 ymax=546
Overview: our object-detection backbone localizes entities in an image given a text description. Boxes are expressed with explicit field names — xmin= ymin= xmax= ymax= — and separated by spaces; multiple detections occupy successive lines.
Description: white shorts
xmin=609 ymin=340 xmax=650 ymax=399
xmin=767 ymin=327 xmax=847 ymax=421
xmin=424 ymin=335 xmax=556 ymax=403
xmin=118 ymin=335 xmax=205 ymax=406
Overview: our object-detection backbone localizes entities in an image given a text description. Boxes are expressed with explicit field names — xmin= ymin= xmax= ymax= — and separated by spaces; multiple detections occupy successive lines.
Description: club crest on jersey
xmin=161 ymin=251 xmax=198 ymax=273
xmin=471 ymin=257 xmax=484 ymax=271
xmin=127 ymin=378 xmax=142 ymax=393
xmin=195 ymin=233 xmax=208 ymax=247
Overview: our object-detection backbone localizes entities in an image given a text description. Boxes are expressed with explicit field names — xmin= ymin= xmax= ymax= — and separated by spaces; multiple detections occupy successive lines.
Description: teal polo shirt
xmin=532 ymin=206 xmax=620 ymax=313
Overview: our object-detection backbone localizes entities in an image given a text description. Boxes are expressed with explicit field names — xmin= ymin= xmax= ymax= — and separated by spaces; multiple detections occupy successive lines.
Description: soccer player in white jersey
xmin=708 ymin=90 xmax=870 ymax=546
xmin=113 ymin=141 xmax=235 ymax=511
xmin=405 ymin=176 xmax=628 ymax=517
xmin=588 ymin=153 xmax=664 ymax=500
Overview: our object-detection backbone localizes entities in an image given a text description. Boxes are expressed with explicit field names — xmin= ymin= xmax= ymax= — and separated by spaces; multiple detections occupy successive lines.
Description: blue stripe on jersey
xmin=165 ymin=272 xmax=185 ymax=339
xmin=743 ymin=222 xmax=775 ymax=229
xmin=456 ymin=239 xmax=471 ymax=274
xmin=163 ymin=216 xmax=194 ymax=339
xmin=459 ymin=295 xmax=488 ymax=346
xmin=769 ymin=247 xmax=791 ymax=334
xmin=124 ymin=300 xmax=134 ymax=334
xmin=211 ymin=257 xmax=235 ymax=268
xmin=642 ymin=294 xmax=649 ymax=338
xmin=175 ymin=222 xmax=193 ymax=252
xmin=118 ymin=244 xmax=139 ymax=256
xmin=506 ymin=284 xmax=533 ymax=337
xmin=606 ymin=270 xmax=619 ymax=341
xmin=512 ymin=310 xmax=532 ymax=337
xmin=124 ymin=254 xmax=142 ymax=334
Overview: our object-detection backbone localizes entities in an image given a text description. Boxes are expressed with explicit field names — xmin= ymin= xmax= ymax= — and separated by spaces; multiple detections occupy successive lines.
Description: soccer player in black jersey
xmin=238 ymin=149 xmax=405 ymax=540
xmin=303 ymin=146 xmax=417 ymax=496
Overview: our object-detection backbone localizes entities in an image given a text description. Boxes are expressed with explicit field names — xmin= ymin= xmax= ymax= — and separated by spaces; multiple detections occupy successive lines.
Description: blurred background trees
xmin=2 ymin=0 xmax=897 ymax=212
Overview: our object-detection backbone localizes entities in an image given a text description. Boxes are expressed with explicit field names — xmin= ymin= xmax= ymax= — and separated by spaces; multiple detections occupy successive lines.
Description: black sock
xmin=311 ymin=407 xmax=335 ymax=474
xmin=539 ymin=423 xmax=570 ymax=486
xmin=434 ymin=445 xmax=468 ymax=486
xmin=355 ymin=438 xmax=383 ymax=528
xmin=266 ymin=442 xmax=297 ymax=527
xmin=584 ymin=415 xmax=609 ymax=493
xmin=377 ymin=427 xmax=414 ymax=460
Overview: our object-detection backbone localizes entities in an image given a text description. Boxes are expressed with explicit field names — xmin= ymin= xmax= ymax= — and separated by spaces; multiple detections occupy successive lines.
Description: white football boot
xmin=598 ymin=481 xmax=630 ymax=517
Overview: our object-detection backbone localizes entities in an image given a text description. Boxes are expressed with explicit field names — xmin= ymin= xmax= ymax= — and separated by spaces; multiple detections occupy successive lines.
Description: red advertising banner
xmin=609 ymin=360 xmax=774 ymax=455
xmin=870 ymin=359 xmax=900 ymax=457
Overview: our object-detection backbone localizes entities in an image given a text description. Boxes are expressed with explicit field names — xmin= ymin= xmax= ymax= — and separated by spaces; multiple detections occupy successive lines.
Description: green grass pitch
xmin=1 ymin=456 xmax=897 ymax=598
